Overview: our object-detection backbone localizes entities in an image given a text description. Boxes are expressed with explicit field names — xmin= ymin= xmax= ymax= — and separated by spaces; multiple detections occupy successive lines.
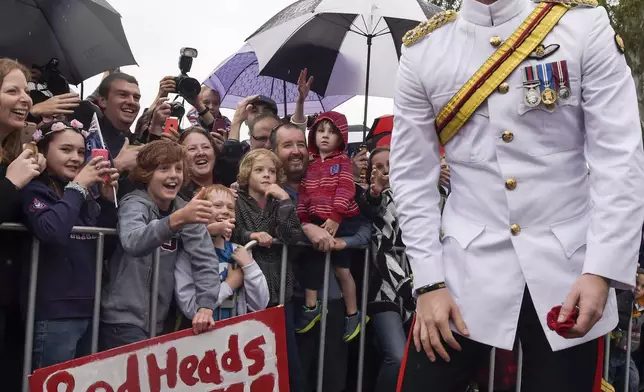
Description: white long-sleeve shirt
xmin=174 ymin=243 xmax=270 ymax=319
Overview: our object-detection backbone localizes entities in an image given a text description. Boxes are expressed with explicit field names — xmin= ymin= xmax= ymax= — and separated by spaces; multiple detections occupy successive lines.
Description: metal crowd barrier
xmin=0 ymin=222 xmax=635 ymax=392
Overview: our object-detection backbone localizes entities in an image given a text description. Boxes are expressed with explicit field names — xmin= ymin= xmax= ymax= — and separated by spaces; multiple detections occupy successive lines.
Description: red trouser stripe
xmin=396 ymin=314 xmax=416 ymax=392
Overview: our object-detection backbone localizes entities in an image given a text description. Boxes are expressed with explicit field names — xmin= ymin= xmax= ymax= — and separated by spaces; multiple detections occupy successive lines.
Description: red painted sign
xmin=29 ymin=306 xmax=289 ymax=392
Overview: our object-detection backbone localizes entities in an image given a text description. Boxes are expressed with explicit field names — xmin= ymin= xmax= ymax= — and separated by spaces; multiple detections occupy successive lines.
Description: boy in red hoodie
xmin=296 ymin=111 xmax=365 ymax=342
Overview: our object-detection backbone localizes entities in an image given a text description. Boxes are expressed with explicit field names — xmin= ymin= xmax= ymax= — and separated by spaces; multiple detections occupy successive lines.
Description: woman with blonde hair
xmin=0 ymin=57 xmax=46 ymax=390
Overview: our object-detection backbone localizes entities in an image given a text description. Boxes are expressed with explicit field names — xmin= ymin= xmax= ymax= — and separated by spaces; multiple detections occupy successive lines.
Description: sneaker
xmin=295 ymin=302 xmax=323 ymax=334
xmin=343 ymin=312 xmax=370 ymax=342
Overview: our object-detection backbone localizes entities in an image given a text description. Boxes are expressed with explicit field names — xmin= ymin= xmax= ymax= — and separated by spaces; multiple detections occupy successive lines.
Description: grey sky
xmin=75 ymin=0 xmax=394 ymax=142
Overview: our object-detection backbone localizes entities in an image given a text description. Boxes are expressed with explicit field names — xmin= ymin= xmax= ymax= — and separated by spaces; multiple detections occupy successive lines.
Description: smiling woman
xmin=178 ymin=126 xmax=219 ymax=201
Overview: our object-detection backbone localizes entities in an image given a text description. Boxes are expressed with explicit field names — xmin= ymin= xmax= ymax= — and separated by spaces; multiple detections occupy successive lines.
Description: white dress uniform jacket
xmin=391 ymin=0 xmax=644 ymax=351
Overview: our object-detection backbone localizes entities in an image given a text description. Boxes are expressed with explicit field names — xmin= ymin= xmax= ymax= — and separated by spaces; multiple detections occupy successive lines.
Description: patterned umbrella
xmin=245 ymin=0 xmax=443 ymax=134
xmin=203 ymin=44 xmax=353 ymax=118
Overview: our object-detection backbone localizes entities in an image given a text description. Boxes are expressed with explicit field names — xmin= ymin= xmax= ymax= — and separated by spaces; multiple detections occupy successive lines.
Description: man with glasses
xmin=249 ymin=112 xmax=280 ymax=150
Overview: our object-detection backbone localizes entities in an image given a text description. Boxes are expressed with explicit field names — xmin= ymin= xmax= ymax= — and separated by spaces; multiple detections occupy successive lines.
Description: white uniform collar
xmin=461 ymin=0 xmax=528 ymax=26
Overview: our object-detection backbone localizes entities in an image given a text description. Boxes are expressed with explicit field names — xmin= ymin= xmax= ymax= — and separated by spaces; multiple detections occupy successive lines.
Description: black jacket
xmin=0 ymin=164 xmax=30 ymax=308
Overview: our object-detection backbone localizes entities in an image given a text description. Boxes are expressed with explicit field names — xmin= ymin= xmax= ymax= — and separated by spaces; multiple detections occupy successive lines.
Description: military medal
xmin=522 ymin=65 xmax=541 ymax=108
xmin=538 ymin=63 xmax=557 ymax=106
xmin=552 ymin=60 xmax=571 ymax=101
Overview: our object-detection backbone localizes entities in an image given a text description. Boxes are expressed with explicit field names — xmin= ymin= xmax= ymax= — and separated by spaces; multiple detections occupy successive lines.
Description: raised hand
xmin=297 ymin=68 xmax=314 ymax=100
xmin=6 ymin=149 xmax=43 ymax=189
xmin=31 ymin=92 xmax=80 ymax=117
xmin=113 ymin=138 xmax=141 ymax=173
xmin=73 ymin=156 xmax=113 ymax=188
xmin=370 ymin=167 xmax=389 ymax=197
xmin=264 ymin=184 xmax=290 ymax=201
xmin=169 ymin=187 xmax=214 ymax=231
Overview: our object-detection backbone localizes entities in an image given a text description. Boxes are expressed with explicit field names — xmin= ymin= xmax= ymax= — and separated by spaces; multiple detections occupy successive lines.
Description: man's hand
xmin=321 ymin=218 xmax=339 ymax=237
xmin=231 ymin=95 xmax=259 ymax=126
xmin=169 ymin=187 xmax=213 ymax=230
xmin=560 ymin=274 xmax=610 ymax=339
xmin=156 ymin=76 xmax=176 ymax=99
xmin=352 ymin=149 xmax=368 ymax=184
xmin=149 ymin=98 xmax=171 ymax=136
xmin=302 ymin=223 xmax=335 ymax=252
xmin=332 ymin=238 xmax=346 ymax=251
xmin=297 ymin=68 xmax=313 ymax=102
xmin=192 ymin=307 xmax=215 ymax=334
xmin=250 ymin=232 xmax=273 ymax=247
xmin=414 ymin=288 xmax=469 ymax=362
xmin=113 ymin=139 xmax=141 ymax=173
xmin=31 ymin=93 xmax=81 ymax=117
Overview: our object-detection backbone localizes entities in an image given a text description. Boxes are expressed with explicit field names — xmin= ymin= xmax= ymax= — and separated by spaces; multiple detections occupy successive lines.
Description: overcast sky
xmin=73 ymin=0 xmax=394 ymax=142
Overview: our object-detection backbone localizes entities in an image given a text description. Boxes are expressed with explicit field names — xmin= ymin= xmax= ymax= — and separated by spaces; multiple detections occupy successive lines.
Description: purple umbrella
xmin=203 ymin=44 xmax=353 ymax=118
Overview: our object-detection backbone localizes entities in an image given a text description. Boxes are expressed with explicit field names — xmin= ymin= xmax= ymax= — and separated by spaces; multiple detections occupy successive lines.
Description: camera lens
xmin=178 ymin=77 xmax=201 ymax=100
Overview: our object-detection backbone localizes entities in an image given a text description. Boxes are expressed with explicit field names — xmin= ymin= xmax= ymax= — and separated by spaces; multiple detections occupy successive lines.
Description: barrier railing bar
xmin=624 ymin=312 xmax=633 ymax=392
xmin=515 ymin=341 xmax=523 ymax=392
xmin=91 ymin=233 xmax=105 ymax=354
xmin=356 ymin=248 xmax=370 ymax=392
xmin=604 ymin=333 xmax=611 ymax=380
xmin=279 ymin=244 xmax=288 ymax=305
xmin=488 ymin=347 xmax=496 ymax=392
xmin=22 ymin=237 xmax=40 ymax=392
xmin=149 ymin=248 xmax=161 ymax=338
xmin=0 ymin=223 xmax=118 ymax=235
xmin=316 ymin=251 xmax=332 ymax=392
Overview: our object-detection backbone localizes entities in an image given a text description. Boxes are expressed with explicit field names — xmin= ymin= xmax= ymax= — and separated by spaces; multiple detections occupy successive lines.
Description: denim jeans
xmin=99 ymin=323 xmax=149 ymax=351
xmin=371 ymin=311 xmax=407 ymax=392
xmin=32 ymin=318 xmax=92 ymax=370
xmin=609 ymin=349 xmax=640 ymax=392
xmin=284 ymin=301 xmax=304 ymax=392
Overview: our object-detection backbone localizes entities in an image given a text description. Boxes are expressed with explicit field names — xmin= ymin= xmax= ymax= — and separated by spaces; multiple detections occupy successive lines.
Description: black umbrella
xmin=0 ymin=0 xmax=136 ymax=85
xmin=246 ymin=0 xmax=442 ymax=137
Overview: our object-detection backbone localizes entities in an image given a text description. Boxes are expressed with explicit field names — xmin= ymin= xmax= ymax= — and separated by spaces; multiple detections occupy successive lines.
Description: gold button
xmin=490 ymin=36 xmax=503 ymax=47
xmin=501 ymin=131 xmax=514 ymax=143
xmin=505 ymin=178 xmax=517 ymax=190
xmin=510 ymin=224 xmax=521 ymax=236
xmin=498 ymin=82 xmax=509 ymax=94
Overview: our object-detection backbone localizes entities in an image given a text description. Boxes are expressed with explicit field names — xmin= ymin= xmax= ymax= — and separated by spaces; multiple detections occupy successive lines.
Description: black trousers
xmin=398 ymin=289 xmax=604 ymax=392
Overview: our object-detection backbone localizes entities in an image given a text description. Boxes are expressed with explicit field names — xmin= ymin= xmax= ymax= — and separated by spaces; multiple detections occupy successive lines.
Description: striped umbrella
xmin=245 ymin=0 xmax=443 ymax=135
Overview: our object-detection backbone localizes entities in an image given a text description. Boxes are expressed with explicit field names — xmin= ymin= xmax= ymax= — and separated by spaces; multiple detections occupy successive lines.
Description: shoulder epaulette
xmin=535 ymin=0 xmax=598 ymax=7
xmin=403 ymin=11 xmax=457 ymax=48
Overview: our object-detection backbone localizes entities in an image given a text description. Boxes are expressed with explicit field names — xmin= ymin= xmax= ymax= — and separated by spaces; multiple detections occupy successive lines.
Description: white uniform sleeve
xmin=390 ymin=44 xmax=444 ymax=291
xmin=581 ymin=7 xmax=644 ymax=289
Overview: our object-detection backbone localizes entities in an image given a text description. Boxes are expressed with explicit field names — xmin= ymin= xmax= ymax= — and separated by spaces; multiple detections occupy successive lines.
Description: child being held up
xmin=175 ymin=184 xmax=269 ymax=321
xmin=100 ymin=140 xmax=219 ymax=350
xmin=295 ymin=111 xmax=365 ymax=342
xmin=21 ymin=120 xmax=119 ymax=369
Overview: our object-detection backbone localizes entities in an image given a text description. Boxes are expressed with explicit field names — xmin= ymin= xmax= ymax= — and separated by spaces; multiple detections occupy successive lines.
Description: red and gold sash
xmin=436 ymin=2 xmax=569 ymax=145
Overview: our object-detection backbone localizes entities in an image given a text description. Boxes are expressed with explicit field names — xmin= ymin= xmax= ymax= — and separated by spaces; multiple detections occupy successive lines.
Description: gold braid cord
xmin=403 ymin=11 xmax=458 ymax=48
xmin=535 ymin=0 xmax=598 ymax=7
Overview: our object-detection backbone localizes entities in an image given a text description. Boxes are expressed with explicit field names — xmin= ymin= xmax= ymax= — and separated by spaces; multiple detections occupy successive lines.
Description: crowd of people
xmin=0 ymin=57 xmax=452 ymax=392
xmin=1 ymin=3 xmax=643 ymax=387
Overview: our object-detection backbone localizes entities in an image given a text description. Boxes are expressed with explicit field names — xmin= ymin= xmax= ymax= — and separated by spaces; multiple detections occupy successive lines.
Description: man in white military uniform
xmin=390 ymin=0 xmax=644 ymax=390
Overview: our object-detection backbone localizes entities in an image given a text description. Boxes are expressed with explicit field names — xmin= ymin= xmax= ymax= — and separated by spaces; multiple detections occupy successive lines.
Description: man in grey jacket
xmin=99 ymin=140 xmax=220 ymax=350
